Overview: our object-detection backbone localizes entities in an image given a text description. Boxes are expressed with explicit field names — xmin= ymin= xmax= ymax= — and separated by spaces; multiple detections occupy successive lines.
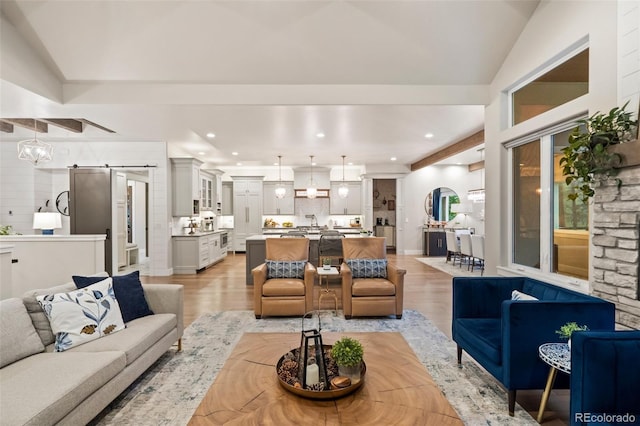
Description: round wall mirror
xmin=56 ymin=190 xmax=70 ymax=216
xmin=424 ymin=187 xmax=459 ymax=222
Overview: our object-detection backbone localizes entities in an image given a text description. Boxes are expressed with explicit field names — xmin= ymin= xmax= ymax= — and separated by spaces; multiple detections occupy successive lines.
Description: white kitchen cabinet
xmin=329 ymin=181 xmax=362 ymax=215
xmin=171 ymin=158 xmax=203 ymax=217
xmin=232 ymin=177 xmax=263 ymax=252
xmin=263 ymin=181 xmax=294 ymax=215
xmin=172 ymin=231 xmax=227 ymax=274
xmin=200 ymin=172 xmax=214 ymax=210
xmin=221 ymin=182 xmax=233 ymax=215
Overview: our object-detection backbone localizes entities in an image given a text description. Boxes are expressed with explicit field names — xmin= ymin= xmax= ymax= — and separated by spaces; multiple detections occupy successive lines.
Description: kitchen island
xmin=245 ymin=233 xmax=368 ymax=285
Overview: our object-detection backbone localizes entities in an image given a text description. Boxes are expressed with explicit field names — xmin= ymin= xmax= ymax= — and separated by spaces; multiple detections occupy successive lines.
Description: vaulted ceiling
xmin=0 ymin=0 xmax=540 ymax=169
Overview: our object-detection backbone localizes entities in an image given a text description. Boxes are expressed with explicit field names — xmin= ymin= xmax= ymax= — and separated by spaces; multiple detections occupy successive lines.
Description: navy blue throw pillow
xmin=73 ymin=271 xmax=153 ymax=323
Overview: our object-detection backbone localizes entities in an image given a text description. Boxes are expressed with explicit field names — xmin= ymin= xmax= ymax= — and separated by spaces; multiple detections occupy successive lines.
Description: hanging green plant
xmin=559 ymin=102 xmax=638 ymax=203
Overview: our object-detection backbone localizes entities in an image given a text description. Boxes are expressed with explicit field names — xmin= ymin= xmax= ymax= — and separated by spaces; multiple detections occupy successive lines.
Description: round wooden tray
xmin=276 ymin=348 xmax=366 ymax=400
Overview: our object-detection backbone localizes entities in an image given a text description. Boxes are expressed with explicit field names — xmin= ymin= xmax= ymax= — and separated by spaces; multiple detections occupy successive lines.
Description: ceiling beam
xmin=0 ymin=118 xmax=48 ymax=133
xmin=79 ymin=119 xmax=116 ymax=133
xmin=0 ymin=120 xmax=14 ymax=133
xmin=410 ymin=130 xmax=484 ymax=171
xmin=468 ymin=160 xmax=485 ymax=172
xmin=42 ymin=118 xmax=85 ymax=133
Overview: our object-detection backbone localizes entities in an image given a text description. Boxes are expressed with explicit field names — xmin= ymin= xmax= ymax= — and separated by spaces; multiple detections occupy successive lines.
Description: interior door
xmin=70 ymin=168 xmax=113 ymax=273
xmin=116 ymin=172 xmax=127 ymax=269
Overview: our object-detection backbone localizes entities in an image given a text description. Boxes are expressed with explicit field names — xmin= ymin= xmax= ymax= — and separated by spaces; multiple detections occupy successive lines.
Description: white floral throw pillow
xmin=37 ymin=278 xmax=125 ymax=352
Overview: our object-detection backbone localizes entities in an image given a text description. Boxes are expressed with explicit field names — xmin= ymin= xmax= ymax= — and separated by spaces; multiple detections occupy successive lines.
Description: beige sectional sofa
xmin=0 ymin=275 xmax=183 ymax=426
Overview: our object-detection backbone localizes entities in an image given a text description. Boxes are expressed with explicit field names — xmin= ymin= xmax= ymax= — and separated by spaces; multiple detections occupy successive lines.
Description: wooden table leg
xmin=537 ymin=366 xmax=558 ymax=423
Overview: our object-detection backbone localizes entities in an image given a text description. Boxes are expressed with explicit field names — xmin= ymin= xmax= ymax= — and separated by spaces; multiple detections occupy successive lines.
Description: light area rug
xmin=416 ymin=256 xmax=482 ymax=277
xmin=92 ymin=310 xmax=537 ymax=426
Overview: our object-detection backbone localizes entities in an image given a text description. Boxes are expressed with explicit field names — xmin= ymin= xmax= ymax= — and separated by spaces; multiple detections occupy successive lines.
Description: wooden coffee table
xmin=189 ymin=332 xmax=462 ymax=425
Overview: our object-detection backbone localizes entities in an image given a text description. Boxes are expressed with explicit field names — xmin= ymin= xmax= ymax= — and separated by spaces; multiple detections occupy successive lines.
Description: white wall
xmin=483 ymin=0 xmax=623 ymax=274
xmin=401 ymin=165 xmax=485 ymax=254
xmin=0 ymin=141 xmax=172 ymax=276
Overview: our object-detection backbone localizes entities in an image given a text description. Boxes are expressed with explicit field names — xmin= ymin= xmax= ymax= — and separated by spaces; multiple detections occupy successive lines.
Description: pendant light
xmin=338 ymin=155 xmax=349 ymax=199
xmin=18 ymin=119 xmax=53 ymax=165
xmin=275 ymin=155 xmax=286 ymax=199
xmin=306 ymin=155 xmax=317 ymax=199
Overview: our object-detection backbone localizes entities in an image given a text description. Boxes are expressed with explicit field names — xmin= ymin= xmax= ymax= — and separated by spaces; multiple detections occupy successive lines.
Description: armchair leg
xmin=345 ymin=315 xmax=352 ymax=319
xmin=255 ymin=315 xmax=261 ymax=319
xmin=396 ymin=314 xmax=402 ymax=319
xmin=456 ymin=345 xmax=462 ymax=366
xmin=508 ymin=390 xmax=516 ymax=416
xmin=177 ymin=338 xmax=182 ymax=352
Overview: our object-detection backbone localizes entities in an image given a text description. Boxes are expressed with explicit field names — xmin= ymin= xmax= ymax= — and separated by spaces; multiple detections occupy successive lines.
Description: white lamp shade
xmin=33 ymin=212 xmax=62 ymax=230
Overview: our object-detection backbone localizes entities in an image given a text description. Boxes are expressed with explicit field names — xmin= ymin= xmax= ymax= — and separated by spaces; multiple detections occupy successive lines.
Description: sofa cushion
xmin=37 ymin=278 xmax=125 ymax=352
xmin=455 ymin=318 xmax=502 ymax=365
xmin=73 ymin=270 xmax=154 ymax=323
xmin=266 ymin=260 xmax=306 ymax=279
xmin=511 ymin=290 xmax=538 ymax=301
xmin=65 ymin=313 xmax=177 ymax=365
xmin=262 ymin=279 xmax=306 ymax=296
xmin=0 ymin=351 xmax=125 ymax=426
xmin=0 ymin=298 xmax=45 ymax=368
xmin=352 ymin=279 xmax=396 ymax=296
xmin=23 ymin=282 xmax=79 ymax=346
xmin=346 ymin=258 xmax=388 ymax=278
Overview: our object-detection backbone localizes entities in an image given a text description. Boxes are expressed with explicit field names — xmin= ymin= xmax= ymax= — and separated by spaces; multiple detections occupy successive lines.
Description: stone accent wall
xmin=592 ymin=165 xmax=640 ymax=329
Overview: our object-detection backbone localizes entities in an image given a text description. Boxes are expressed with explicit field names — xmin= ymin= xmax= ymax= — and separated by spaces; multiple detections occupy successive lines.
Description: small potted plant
xmin=556 ymin=321 xmax=589 ymax=349
xmin=330 ymin=336 xmax=364 ymax=382
xmin=560 ymin=102 xmax=638 ymax=203
xmin=322 ymin=257 xmax=332 ymax=270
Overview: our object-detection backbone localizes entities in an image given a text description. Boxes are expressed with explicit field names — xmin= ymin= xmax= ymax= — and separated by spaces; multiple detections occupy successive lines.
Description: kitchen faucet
xmin=305 ymin=214 xmax=318 ymax=227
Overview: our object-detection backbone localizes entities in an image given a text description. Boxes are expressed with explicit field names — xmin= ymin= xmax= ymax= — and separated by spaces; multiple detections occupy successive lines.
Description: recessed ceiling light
xmin=236 ymin=162 xmax=242 ymax=166
xmin=456 ymin=162 xmax=463 ymax=165
xmin=424 ymin=133 xmax=434 ymax=139
xmin=316 ymin=132 xmax=325 ymax=138
xmin=312 ymin=162 xmax=317 ymax=166
xmin=232 ymin=152 xmax=239 ymax=156
xmin=348 ymin=162 xmax=353 ymax=166
xmin=198 ymin=151 xmax=205 ymax=155
xmin=390 ymin=157 xmax=397 ymax=161
xmin=273 ymin=162 xmax=278 ymax=166
xmin=206 ymin=132 xmax=216 ymax=138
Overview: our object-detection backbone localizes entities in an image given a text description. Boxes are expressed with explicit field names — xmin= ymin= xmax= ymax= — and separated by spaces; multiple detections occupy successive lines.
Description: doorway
xmin=372 ymin=179 xmax=396 ymax=251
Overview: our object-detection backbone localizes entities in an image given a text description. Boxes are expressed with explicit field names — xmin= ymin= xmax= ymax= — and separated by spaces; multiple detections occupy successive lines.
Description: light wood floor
xmin=142 ymin=252 xmax=569 ymax=425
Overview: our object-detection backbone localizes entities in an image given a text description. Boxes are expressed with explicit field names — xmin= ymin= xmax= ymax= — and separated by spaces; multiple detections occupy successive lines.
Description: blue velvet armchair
xmin=570 ymin=330 xmax=640 ymax=426
xmin=452 ymin=276 xmax=615 ymax=416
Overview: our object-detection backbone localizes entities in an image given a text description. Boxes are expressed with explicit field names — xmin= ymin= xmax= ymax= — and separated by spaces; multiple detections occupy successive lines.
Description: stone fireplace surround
xmin=591 ymin=141 xmax=640 ymax=329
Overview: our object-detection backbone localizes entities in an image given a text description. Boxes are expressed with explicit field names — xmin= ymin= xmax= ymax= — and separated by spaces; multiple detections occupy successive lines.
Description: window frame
xmin=507 ymin=38 xmax=589 ymax=128
xmin=504 ymin=116 xmax=589 ymax=289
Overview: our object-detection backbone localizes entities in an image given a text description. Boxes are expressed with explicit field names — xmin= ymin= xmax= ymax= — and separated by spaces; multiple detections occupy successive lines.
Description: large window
xmin=509 ymin=122 xmax=589 ymax=280
xmin=511 ymin=48 xmax=589 ymax=126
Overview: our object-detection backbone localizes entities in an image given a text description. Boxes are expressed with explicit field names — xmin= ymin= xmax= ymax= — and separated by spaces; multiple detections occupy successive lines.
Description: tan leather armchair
xmin=253 ymin=238 xmax=316 ymax=319
xmin=340 ymin=237 xmax=406 ymax=319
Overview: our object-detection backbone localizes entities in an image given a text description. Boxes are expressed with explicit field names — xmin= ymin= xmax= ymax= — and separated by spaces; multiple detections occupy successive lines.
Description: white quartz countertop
xmin=172 ymin=230 xmax=227 ymax=237
xmin=0 ymin=234 xmax=106 ymax=242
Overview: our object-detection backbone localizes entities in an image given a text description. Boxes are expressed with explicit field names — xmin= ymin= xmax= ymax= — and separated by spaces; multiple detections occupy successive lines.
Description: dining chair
xmin=459 ymin=233 xmax=473 ymax=270
xmin=445 ymin=231 xmax=461 ymax=266
xmin=471 ymin=235 xmax=485 ymax=275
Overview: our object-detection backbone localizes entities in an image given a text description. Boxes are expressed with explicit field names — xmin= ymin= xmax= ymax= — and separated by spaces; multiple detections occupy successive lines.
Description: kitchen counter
xmin=262 ymin=227 xmax=363 ymax=235
xmin=172 ymin=230 xmax=226 ymax=237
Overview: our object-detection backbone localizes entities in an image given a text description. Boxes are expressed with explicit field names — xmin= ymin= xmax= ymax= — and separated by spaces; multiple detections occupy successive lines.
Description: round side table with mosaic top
xmin=537 ymin=343 xmax=571 ymax=423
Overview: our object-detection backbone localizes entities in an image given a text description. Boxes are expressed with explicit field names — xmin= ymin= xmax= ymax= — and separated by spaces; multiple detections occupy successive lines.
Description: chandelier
xmin=18 ymin=119 xmax=53 ymax=165
xmin=307 ymin=155 xmax=317 ymax=199
xmin=338 ymin=155 xmax=349 ymax=199
xmin=275 ymin=155 xmax=286 ymax=199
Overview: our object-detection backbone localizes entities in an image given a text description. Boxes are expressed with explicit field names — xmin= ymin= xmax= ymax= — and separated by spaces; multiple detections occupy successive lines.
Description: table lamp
xmin=33 ymin=212 xmax=62 ymax=235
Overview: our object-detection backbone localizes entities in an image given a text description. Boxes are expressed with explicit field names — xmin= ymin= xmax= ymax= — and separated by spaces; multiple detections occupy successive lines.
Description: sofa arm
xmin=142 ymin=284 xmax=184 ymax=339
xmin=252 ymin=263 xmax=267 ymax=317
xmin=340 ymin=262 xmax=353 ymax=317
xmin=501 ymin=300 xmax=615 ymax=389
xmin=453 ymin=277 xmax=522 ymax=320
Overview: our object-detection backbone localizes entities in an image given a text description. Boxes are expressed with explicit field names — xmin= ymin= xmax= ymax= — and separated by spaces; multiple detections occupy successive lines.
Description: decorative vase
xmin=323 ymin=263 xmax=331 ymax=270
xmin=338 ymin=363 xmax=361 ymax=383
